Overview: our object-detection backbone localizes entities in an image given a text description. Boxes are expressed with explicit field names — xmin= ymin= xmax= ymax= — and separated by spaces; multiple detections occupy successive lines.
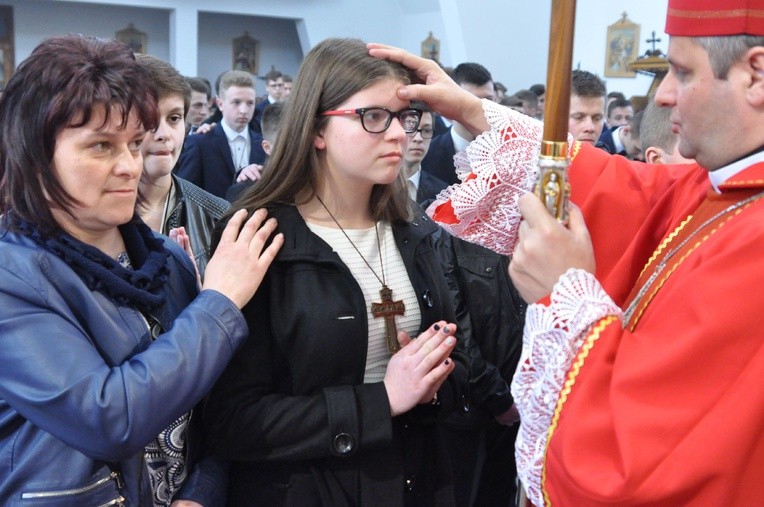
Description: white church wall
xmin=4 ymin=0 xmax=672 ymax=101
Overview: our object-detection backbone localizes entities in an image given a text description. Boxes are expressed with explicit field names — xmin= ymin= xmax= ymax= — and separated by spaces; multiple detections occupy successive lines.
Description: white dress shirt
xmin=709 ymin=150 xmax=764 ymax=193
xmin=221 ymin=121 xmax=250 ymax=172
xmin=407 ymin=167 xmax=422 ymax=202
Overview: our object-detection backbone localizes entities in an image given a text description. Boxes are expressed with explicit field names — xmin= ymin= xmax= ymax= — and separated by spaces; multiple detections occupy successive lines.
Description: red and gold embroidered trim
xmin=627 ymin=206 xmax=745 ymax=331
xmin=667 ymin=8 xmax=764 ymax=20
xmin=569 ymin=141 xmax=582 ymax=163
xmin=541 ymin=315 xmax=619 ymax=507
xmin=721 ymin=178 xmax=764 ymax=188
xmin=637 ymin=215 xmax=693 ymax=279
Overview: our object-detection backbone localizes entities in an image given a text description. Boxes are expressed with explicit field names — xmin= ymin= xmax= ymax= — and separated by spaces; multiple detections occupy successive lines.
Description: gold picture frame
xmin=604 ymin=13 xmax=640 ymax=78
xmin=0 ymin=5 xmax=14 ymax=87
xmin=232 ymin=32 xmax=259 ymax=74
xmin=116 ymin=23 xmax=147 ymax=55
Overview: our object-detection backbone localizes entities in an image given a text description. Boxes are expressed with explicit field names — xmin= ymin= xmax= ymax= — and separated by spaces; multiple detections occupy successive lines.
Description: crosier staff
xmin=534 ymin=0 xmax=576 ymax=224
xmin=520 ymin=3 xmax=577 ymax=505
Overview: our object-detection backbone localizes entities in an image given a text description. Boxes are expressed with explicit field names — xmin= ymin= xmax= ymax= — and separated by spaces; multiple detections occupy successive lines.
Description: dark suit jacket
xmin=595 ymin=125 xmax=626 ymax=156
xmin=177 ymin=123 xmax=266 ymax=199
xmin=250 ymin=97 xmax=273 ymax=134
xmin=421 ymin=128 xmax=459 ymax=185
xmin=417 ymin=170 xmax=449 ymax=206
xmin=432 ymin=114 xmax=450 ymax=137
xmin=225 ymin=179 xmax=255 ymax=204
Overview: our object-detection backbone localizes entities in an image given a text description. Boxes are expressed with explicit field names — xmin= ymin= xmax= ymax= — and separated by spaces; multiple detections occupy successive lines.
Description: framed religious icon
xmin=232 ymin=32 xmax=259 ymax=74
xmin=0 ymin=5 xmax=14 ymax=87
xmin=116 ymin=23 xmax=147 ymax=55
xmin=604 ymin=13 xmax=640 ymax=78
xmin=421 ymin=32 xmax=440 ymax=62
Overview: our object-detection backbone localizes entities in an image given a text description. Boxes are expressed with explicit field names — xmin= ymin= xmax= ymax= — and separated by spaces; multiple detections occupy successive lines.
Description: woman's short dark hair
xmin=0 ymin=34 xmax=158 ymax=234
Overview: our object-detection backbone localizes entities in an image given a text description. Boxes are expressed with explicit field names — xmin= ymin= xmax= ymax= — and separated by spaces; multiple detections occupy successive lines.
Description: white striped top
xmin=306 ymin=221 xmax=421 ymax=383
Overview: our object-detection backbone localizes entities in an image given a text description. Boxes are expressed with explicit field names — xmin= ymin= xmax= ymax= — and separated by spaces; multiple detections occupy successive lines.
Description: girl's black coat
xmin=203 ymin=204 xmax=492 ymax=506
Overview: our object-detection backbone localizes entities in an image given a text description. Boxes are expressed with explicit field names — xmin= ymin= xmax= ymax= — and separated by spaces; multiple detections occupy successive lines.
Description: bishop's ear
xmin=746 ymin=46 xmax=764 ymax=106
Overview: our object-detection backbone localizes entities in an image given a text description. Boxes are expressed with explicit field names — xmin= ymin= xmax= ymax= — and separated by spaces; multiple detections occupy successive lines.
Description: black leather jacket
xmin=436 ymin=231 xmax=525 ymax=425
xmin=164 ymin=175 xmax=230 ymax=277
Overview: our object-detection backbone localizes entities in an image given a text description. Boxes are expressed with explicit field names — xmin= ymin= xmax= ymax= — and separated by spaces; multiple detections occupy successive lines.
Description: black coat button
xmin=405 ymin=474 xmax=417 ymax=492
xmin=333 ymin=433 xmax=354 ymax=455
xmin=422 ymin=290 xmax=433 ymax=308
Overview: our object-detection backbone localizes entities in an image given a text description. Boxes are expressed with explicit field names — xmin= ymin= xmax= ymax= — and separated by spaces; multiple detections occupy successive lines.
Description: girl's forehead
xmin=343 ymin=79 xmax=407 ymax=105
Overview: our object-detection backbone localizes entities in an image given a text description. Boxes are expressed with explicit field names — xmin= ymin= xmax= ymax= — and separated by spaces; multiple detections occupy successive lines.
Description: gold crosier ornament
xmin=534 ymin=0 xmax=577 ymax=225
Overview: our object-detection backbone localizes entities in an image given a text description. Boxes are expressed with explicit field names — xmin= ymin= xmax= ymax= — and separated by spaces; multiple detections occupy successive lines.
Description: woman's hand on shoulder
xmin=383 ymin=321 xmax=457 ymax=416
xmin=192 ymin=123 xmax=215 ymax=135
xmin=202 ymin=208 xmax=284 ymax=308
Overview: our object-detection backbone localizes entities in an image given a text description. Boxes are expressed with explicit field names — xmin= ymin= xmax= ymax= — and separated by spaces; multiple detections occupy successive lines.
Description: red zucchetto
xmin=666 ymin=0 xmax=764 ymax=36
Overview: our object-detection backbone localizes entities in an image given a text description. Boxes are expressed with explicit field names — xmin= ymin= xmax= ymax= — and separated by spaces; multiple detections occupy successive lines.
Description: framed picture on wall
xmin=116 ymin=23 xmax=147 ymax=55
xmin=421 ymin=32 xmax=440 ymax=62
xmin=604 ymin=13 xmax=640 ymax=78
xmin=0 ymin=5 xmax=14 ymax=87
xmin=232 ymin=32 xmax=259 ymax=74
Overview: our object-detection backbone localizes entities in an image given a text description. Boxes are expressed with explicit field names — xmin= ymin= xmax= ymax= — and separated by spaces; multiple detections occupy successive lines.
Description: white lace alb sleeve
xmin=427 ymin=99 xmax=571 ymax=255
xmin=511 ymin=268 xmax=622 ymax=506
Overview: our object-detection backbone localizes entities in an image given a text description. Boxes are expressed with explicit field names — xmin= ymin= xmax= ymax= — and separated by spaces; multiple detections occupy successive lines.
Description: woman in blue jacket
xmin=0 ymin=35 xmax=283 ymax=506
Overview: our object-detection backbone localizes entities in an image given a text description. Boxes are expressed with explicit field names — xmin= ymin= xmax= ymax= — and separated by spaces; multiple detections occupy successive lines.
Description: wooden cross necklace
xmin=316 ymin=196 xmax=405 ymax=353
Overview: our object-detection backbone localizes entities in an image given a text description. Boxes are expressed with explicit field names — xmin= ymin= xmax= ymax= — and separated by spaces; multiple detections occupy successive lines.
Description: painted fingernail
xmin=445 ymin=337 xmax=454 ymax=346
xmin=433 ymin=324 xmax=441 ymax=331
xmin=443 ymin=325 xmax=451 ymax=334
xmin=445 ymin=359 xmax=450 ymax=365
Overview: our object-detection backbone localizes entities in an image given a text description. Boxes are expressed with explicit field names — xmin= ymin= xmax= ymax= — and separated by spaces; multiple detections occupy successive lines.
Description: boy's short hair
xmin=218 ymin=70 xmax=255 ymax=97
xmin=261 ymin=102 xmax=285 ymax=144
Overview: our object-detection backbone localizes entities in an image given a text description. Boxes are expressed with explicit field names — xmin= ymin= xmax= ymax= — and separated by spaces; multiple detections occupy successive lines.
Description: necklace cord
xmin=315 ymin=195 xmax=386 ymax=286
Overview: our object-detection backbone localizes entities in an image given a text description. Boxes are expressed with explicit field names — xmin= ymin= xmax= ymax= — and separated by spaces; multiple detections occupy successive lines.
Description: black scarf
xmin=17 ymin=215 xmax=170 ymax=313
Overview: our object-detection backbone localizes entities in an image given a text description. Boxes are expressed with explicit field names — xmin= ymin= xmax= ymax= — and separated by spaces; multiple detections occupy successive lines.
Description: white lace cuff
xmin=511 ymin=268 xmax=622 ymax=506
xmin=426 ymin=100 xmax=541 ymax=254
xmin=427 ymin=100 xmax=575 ymax=255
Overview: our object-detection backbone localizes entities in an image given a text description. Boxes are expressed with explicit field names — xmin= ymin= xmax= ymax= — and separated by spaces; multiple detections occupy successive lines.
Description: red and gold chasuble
xmin=427 ymin=102 xmax=764 ymax=504
xmin=541 ymin=144 xmax=764 ymax=505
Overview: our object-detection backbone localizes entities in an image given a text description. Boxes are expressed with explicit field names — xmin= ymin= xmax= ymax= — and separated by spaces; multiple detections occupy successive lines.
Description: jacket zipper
xmin=21 ymin=471 xmax=124 ymax=500
xmin=96 ymin=496 xmax=126 ymax=507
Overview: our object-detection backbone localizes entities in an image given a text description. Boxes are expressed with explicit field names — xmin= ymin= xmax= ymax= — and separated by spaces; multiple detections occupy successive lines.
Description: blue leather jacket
xmin=0 ymin=228 xmax=248 ymax=506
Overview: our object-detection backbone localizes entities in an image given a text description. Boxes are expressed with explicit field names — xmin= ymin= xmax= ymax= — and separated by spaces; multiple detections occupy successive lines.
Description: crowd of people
xmin=0 ymin=0 xmax=760 ymax=505
xmin=174 ymin=52 xmax=662 ymax=209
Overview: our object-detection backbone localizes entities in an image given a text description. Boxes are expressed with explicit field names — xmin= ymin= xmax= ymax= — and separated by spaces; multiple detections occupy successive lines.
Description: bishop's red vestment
xmin=430 ymin=100 xmax=764 ymax=505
